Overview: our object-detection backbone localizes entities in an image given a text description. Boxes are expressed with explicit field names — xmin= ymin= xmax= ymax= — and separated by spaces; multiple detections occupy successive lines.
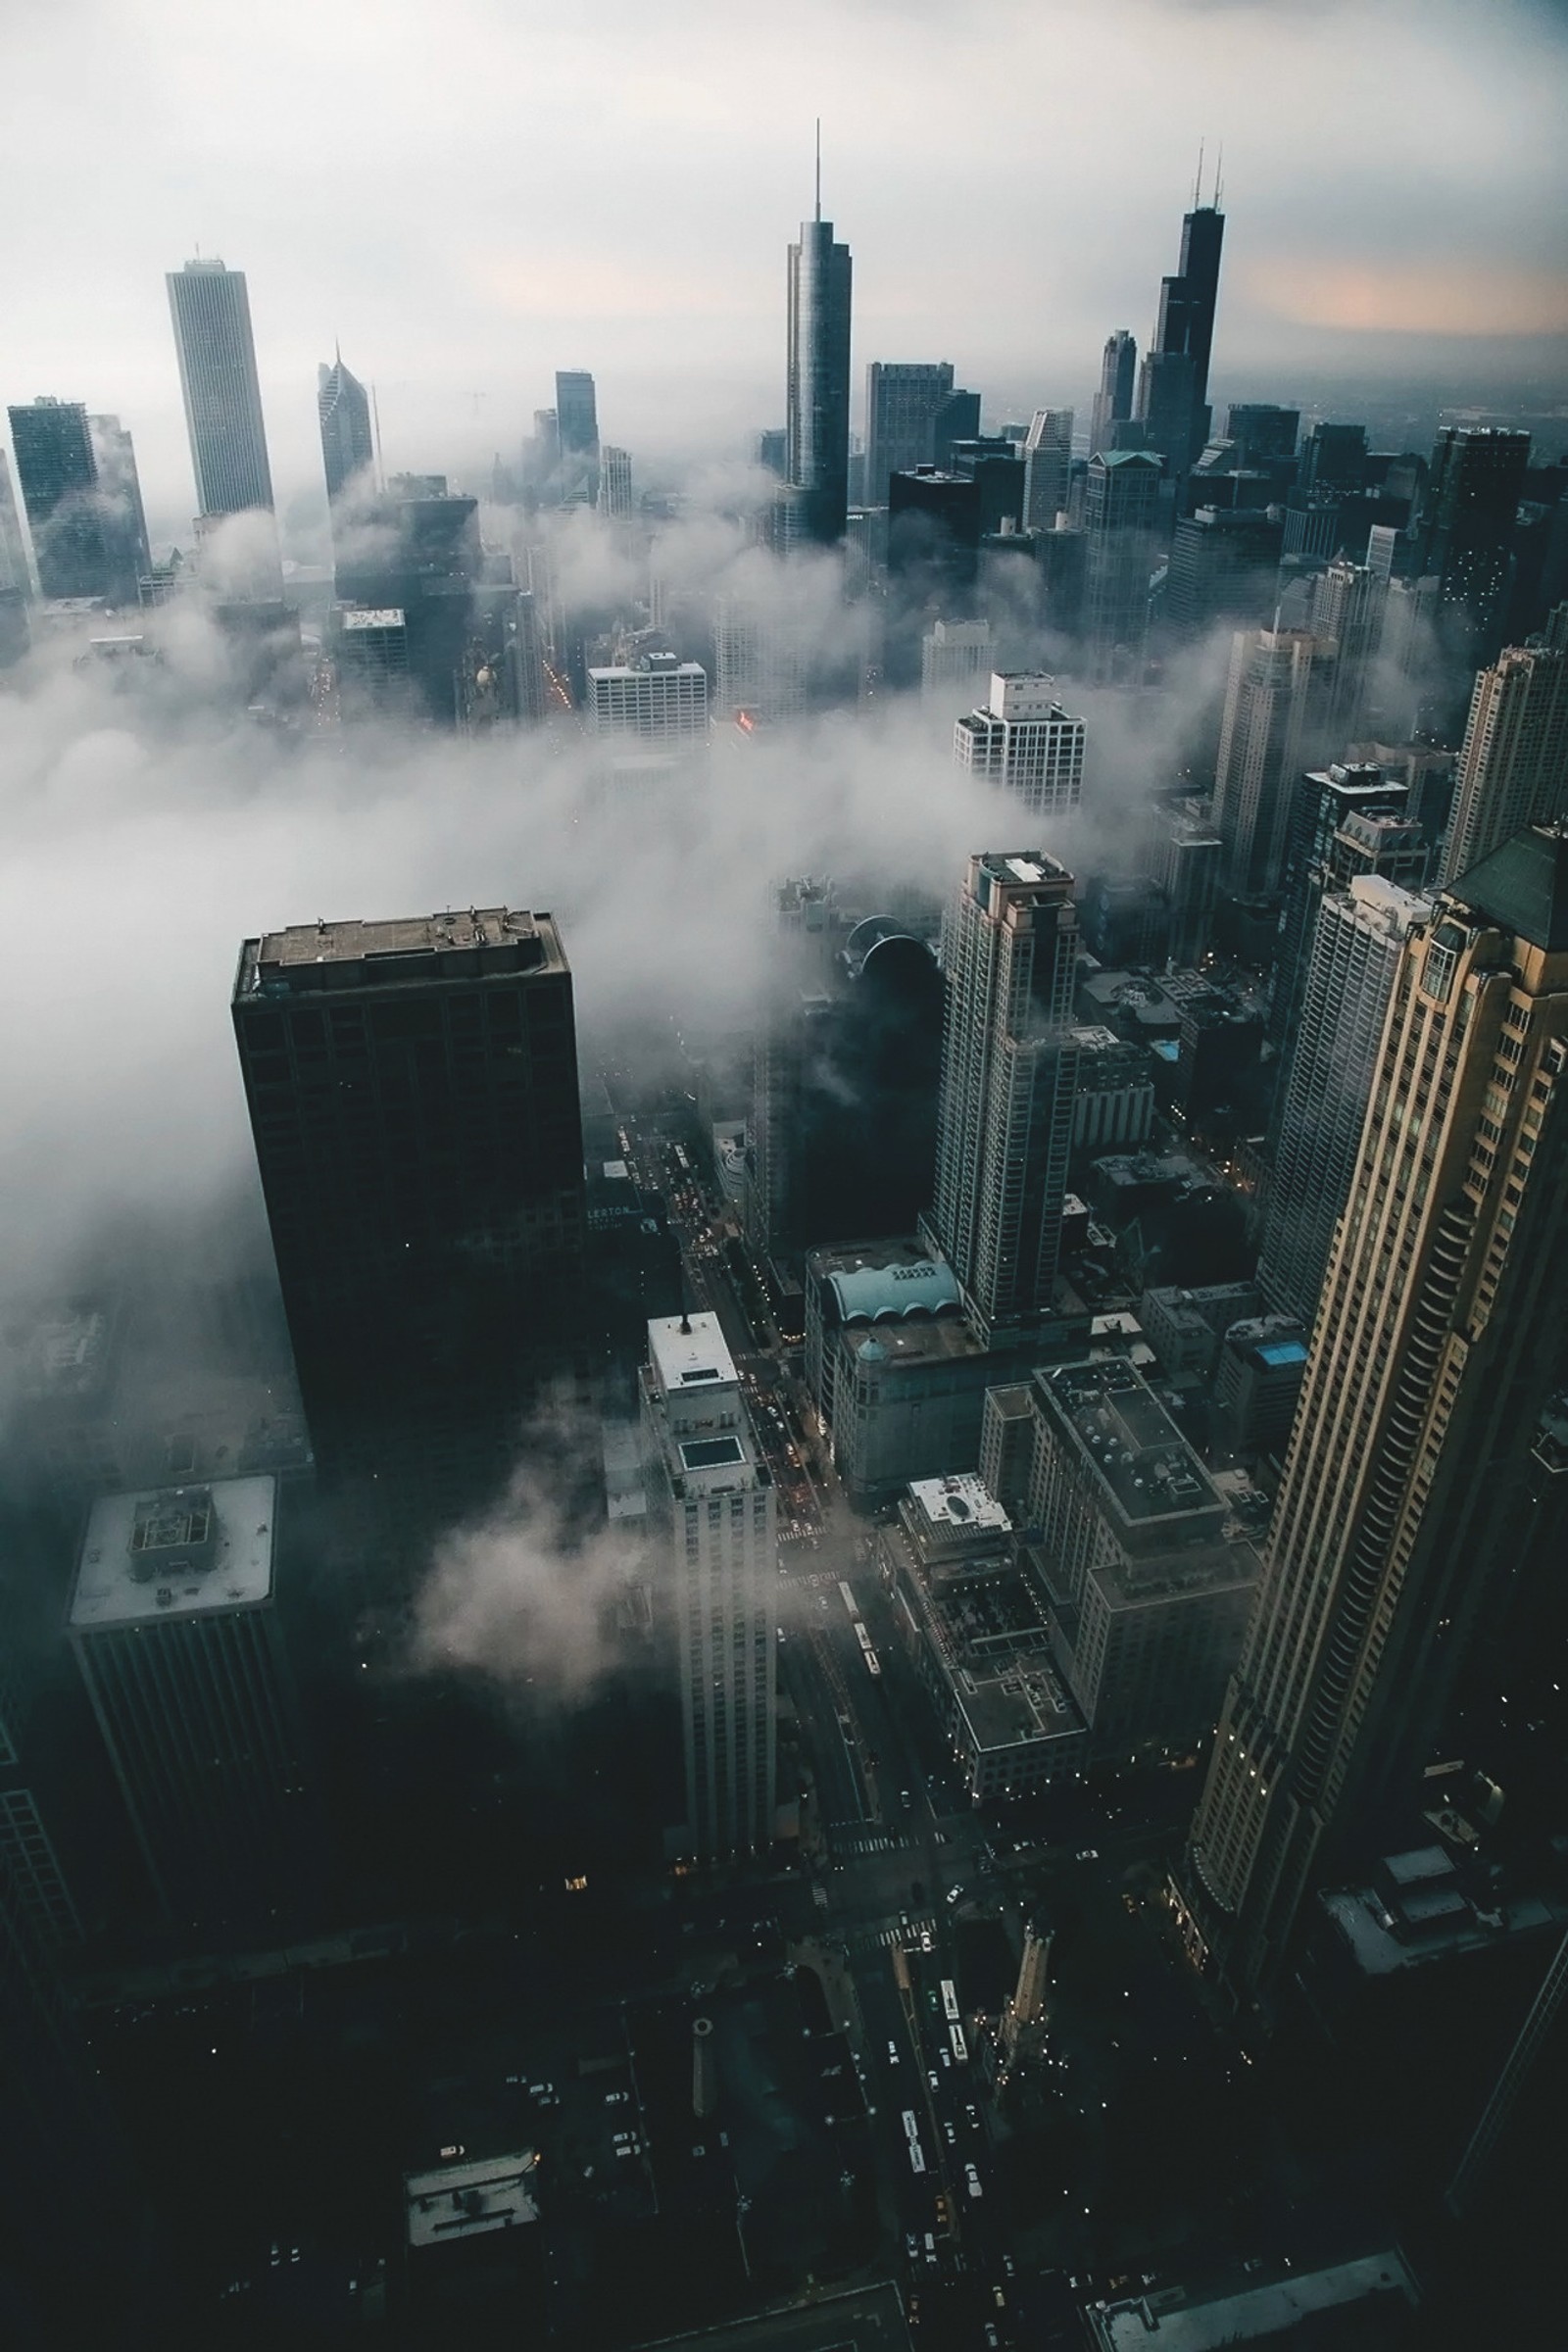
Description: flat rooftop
xmin=1088 ymin=2249 xmax=1419 ymax=2349
xmin=404 ymin=2150 xmax=539 ymax=2249
xmin=887 ymin=1527 xmax=1084 ymax=1760
xmin=237 ymin=908 xmax=563 ymax=999
xmin=907 ymin=1473 xmax=1011 ymax=1537
xmin=649 ymin=1311 xmax=737 ymax=1395
xmin=72 ymin=1474 xmax=277 ymax=1632
xmin=1036 ymin=1359 xmax=1220 ymax=1531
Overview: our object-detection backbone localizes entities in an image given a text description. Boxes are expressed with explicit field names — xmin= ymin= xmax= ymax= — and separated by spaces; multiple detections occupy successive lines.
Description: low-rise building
xmin=1211 ymin=1315 xmax=1308 ymax=1457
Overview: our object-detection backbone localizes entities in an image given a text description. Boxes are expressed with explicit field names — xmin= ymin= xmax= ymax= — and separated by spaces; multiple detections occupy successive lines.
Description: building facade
xmin=952 ymin=674 xmax=1086 ymax=823
xmin=1177 ymin=822 xmax=1568 ymax=2011
xmin=1022 ymin=409 xmax=1074 ymax=533
xmin=641 ymin=1314 xmax=776 ymax=1861
xmin=7 ymin=398 xmax=110 ymax=600
xmin=1082 ymin=450 xmax=1162 ymax=682
xmin=863 ymin=361 xmax=955 ymax=512
xmin=1211 ymin=628 xmax=1339 ymax=898
xmin=786 ymin=205 xmax=853 ymax=545
xmin=318 ymin=353 xmax=374 ymax=505
xmin=1088 ymin=332 xmax=1137 ymax=460
xmin=1439 ymin=605 xmax=1568 ymax=886
xmin=166 ymin=259 xmax=274 ymax=517
xmin=588 ymin=652 xmax=710 ymax=742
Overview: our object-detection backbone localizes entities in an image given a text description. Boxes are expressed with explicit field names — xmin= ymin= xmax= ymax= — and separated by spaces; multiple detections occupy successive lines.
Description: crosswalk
xmin=826 ymin=1825 xmax=908 ymax=1857
xmin=852 ymin=1914 xmax=938 ymax=1955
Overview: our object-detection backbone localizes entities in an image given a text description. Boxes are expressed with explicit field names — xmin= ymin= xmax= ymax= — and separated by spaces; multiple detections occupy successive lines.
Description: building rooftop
xmin=1035 ymin=1359 xmax=1222 ymax=1532
xmin=907 ymin=1472 xmax=1012 ymax=1537
xmin=404 ymin=2150 xmax=540 ymax=2249
xmin=238 ymin=906 xmax=562 ymax=999
xmin=649 ymin=1311 xmax=737 ymax=1396
xmin=339 ymin=606 xmax=406 ymax=630
xmin=886 ymin=1519 xmax=1084 ymax=1761
xmin=71 ymin=1474 xmax=277 ymax=1632
xmin=1087 ymin=2250 xmax=1420 ymax=2350
xmin=827 ymin=1254 xmax=963 ymax=1326
xmin=1450 ymin=819 xmax=1568 ymax=953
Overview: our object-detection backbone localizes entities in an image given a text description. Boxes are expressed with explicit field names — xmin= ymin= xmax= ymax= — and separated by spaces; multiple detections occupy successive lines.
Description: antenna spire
xmin=814 ymin=118 xmax=821 ymax=222
xmin=1194 ymin=137 xmax=1205 ymax=208
xmin=1214 ymin=141 xmax=1224 ymax=209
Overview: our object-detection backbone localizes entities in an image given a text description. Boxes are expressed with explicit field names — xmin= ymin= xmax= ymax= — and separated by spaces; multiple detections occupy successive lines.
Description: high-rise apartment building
xmin=1309 ymin=559 xmax=1389 ymax=743
xmin=1439 ymin=605 xmax=1568 ymax=886
xmin=1136 ymin=195 xmax=1225 ymax=478
xmin=166 ymin=259 xmax=274 ymax=517
xmin=69 ymin=1475 xmax=308 ymax=1921
xmin=864 ymin=362 xmax=955 ymax=511
xmin=921 ymin=617 xmax=993 ymax=706
xmin=641 ymin=1313 xmax=776 ymax=1861
xmin=1089 ymin=332 xmax=1137 ymax=460
xmin=928 ymin=851 xmax=1080 ymax=1334
xmin=953 ymin=674 xmax=1085 ymax=823
xmin=597 ymin=445 xmax=633 ymax=520
xmin=588 ymin=652 xmax=709 ymax=743
xmin=1269 ymin=761 xmax=1426 ymax=1050
xmin=317 ymin=352 xmax=374 ymax=505
xmin=1422 ymin=425 xmax=1532 ymax=666
xmin=1257 ymin=875 xmax=1433 ymax=1327
xmin=1150 ymin=801 xmax=1224 ymax=965
xmin=787 ymin=191 xmax=853 ymax=545
xmin=232 ymin=909 xmax=586 ymax=1573
xmin=1211 ymin=628 xmax=1339 ymax=897
xmin=1022 ymin=409 xmax=1074 ymax=533
xmin=1176 ymin=821 xmax=1568 ymax=2011
xmin=7 ymin=398 xmax=108 ymax=600
xmin=1083 ymin=449 xmax=1162 ymax=682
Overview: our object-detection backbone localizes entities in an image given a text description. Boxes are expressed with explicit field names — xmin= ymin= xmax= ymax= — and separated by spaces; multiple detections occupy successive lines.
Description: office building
xmin=0 ymin=447 xmax=32 ymax=620
xmin=1150 ymin=801 xmax=1224 ymax=964
xmin=1069 ymin=1027 xmax=1156 ymax=1152
xmin=921 ymin=616 xmax=992 ymax=705
xmin=588 ymin=651 xmax=709 ymax=743
xmin=1422 ymin=424 xmax=1532 ymax=665
xmin=641 ymin=1313 xmax=776 ymax=1862
xmin=1211 ymin=1317 xmax=1309 ymax=1459
xmin=713 ymin=586 xmax=813 ymax=723
xmin=1136 ymin=193 xmax=1225 ymax=478
xmin=929 ymin=851 xmax=1080 ymax=1334
xmin=888 ymin=466 xmax=983 ymax=606
xmin=1269 ymin=761 xmax=1426 ymax=1049
xmin=1211 ymin=627 xmax=1339 ymax=897
xmin=1176 ymin=821 xmax=1568 ymax=2011
xmin=1300 ymin=422 xmax=1368 ymax=497
xmin=863 ymin=362 xmax=955 ymax=511
xmin=1439 ymin=605 xmax=1568 ymax=886
xmin=933 ymin=388 xmax=982 ymax=466
xmin=89 ymin=415 xmax=150 ymax=602
xmin=232 ymin=908 xmax=585 ymax=1575
xmin=1022 ymin=409 xmax=1073 ymax=532
xmin=878 ymin=1474 xmax=1086 ymax=1801
xmin=166 ymin=259 xmax=274 ymax=516
xmin=1165 ymin=505 xmax=1284 ymax=639
xmin=317 ymin=351 xmax=374 ymax=505
xmin=554 ymin=368 xmax=599 ymax=501
xmin=1085 ymin=2249 xmax=1419 ymax=2350
xmin=1223 ymin=404 xmax=1298 ymax=472
xmin=952 ymin=674 xmax=1085 ymax=823
xmin=786 ymin=186 xmax=853 ymax=544
xmin=68 ymin=1475 xmax=307 ymax=1921
xmin=597 ymin=444 xmax=632 ymax=519
xmin=1083 ymin=449 xmax=1162 ymax=682
xmin=1310 ymin=558 xmax=1388 ymax=742
xmin=1018 ymin=1358 xmax=1258 ymax=1762
xmin=1089 ymin=331 xmax=1137 ymax=459
xmin=946 ymin=436 xmax=1026 ymax=535
xmin=7 ymin=398 xmax=111 ymax=601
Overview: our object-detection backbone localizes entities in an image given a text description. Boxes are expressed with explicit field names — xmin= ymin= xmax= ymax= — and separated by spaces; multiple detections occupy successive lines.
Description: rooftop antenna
xmin=1194 ymin=138 xmax=1205 ymax=209
xmin=1214 ymin=142 xmax=1224 ymax=209
xmin=814 ymin=118 xmax=821 ymax=223
xmin=370 ymin=380 xmax=385 ymax=491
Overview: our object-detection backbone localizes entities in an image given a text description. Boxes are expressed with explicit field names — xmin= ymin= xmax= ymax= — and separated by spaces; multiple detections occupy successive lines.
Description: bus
xmin=940 ymin=1980 xmax=960 ymax=2025
xmin=950 ymin=2022 xmax=969 ymax=2064
xmin=902 ymin=2110 xmax=919 ymax=2141
xmin=908 ymin=2140 xmax=926 ymax=2176
xmin=853 ymin=1622 xmax=881 ymax=1677
xmin=839 ymin=1581 xmax=859 ymax=1621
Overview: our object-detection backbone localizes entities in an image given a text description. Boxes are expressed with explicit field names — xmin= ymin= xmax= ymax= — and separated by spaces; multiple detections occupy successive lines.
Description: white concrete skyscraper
xmin=166 ymin=259 xmax=274 ymax=518
xmin=641 ymin=1313 xmax=777 ymax=1862
xmin=1022 ymin=409 xmax=1074 ymax=532
xmin=953 ymin=675 xmax=1085 ymax=823
xmin=928 ymin=851 xmax=1080 ymax=1336
xmin=1212 ymin=628 xmax=1339 ymax=897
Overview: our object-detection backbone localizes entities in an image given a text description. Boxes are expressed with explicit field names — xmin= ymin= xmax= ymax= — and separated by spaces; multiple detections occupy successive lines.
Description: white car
xmin=946 ymin=1885 xmax=964 ymax=1906
xmin=965 ymin=2162 xmax=983 ymax=2199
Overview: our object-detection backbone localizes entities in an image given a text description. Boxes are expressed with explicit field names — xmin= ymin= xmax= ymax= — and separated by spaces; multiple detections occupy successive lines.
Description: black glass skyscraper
xmin=317 ymin=352 xmax=373 ymax=505
xmin=1137 ymin=191 xmax=1225 ymax=477
xmin=787 ymin=166 xmax=853 ymax=546
xmin=1089 ymin=330 xmax=1137 ymax=459
xmin=7 ymin=398 xmax=107 ymax=600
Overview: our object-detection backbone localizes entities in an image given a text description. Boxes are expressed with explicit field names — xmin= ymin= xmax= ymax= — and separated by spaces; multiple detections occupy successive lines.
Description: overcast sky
xmin=3 ymin=0 xmax=1566 ymax=535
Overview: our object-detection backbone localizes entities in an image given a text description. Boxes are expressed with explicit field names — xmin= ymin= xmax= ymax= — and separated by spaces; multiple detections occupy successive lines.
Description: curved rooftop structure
xmin=842 ymin=914 xmax=936 ymax=983
xmin=828 ymin=1255 xmax=962 ymax=1325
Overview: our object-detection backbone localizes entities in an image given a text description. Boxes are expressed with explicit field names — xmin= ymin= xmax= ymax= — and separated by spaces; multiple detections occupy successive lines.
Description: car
xmin=1002 ymin=2254 xmax=1015 ymax=2278
xmin=928 ymin=2070 xmax=940 ymax=2089
xmin=964 ymin=2163 xmax=983 ymax=2199
xmin=901 ymin=1788 xmax=913 ymax=1809
xmin=946 ymin=1885 xmax=964 ymax=1906
xmin=888 ymin=2041 xmax=900 ymax=2064
xmin=944 ymin=2122 xmax=956 ymax=2146
xmin=994 ymin=2285 xmax=1007 ymax=2307
xmin=1076 ymin=1847 xmax=1100 ymax=1861
xmin=984 ymin=2328 xmax=1000 ymax=2348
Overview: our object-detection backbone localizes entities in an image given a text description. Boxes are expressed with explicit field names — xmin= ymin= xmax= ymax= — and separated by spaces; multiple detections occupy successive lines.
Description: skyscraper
xmin=1136 ymin=192 xmax=1225 ymax=478
xmin=1257 ymin=874 xmax=1432 ymax=1327
xmin=597 ymin=445 xmax=633 ymax=519
xmin=1309 ymin=559 xmax=1389 ymax=743
xmin=953 ymin=674 xmax=1086 ymax=823
xmin=7 ymin=398 xmax=109 ymax=600
xmin=1422 ymin=424 xmax=1532 ymax=667
xmin=1176 ymin=821 xmax=1568 ymax=2012
xmin=88 ymin=415 xmax=151 ymax=600
xmin=555 ymin=370 xmax=600 ymax=501
xmin=69 ymin=1476 xmax=309 ymax=1924
xmin=0 ymin=449 xmax=32 ymax=598
xmin=929 ymin=851 xmax=1080 ymax=1335
xmin=921 ymin=617 xmax=993 ymax=705
xmin=1439 ymin=604 xmax=1568 ymax=886
xmin=587 ymin=652 xmax=709 ymax=743
xmin=786 ymin=171 xmax=853 ymax=546
xmin=166 ymin=259 xmax=274 ymax=517
xmin=1089 ymin=331 xmax=1137 ymax=460
xmin=1022 ymin=409 xmax=1074 ymax=532
xmin=232 ymin=908 xmax=586 ymax=1583
xmin=317 ymin=352 xmax=374 ymax=504
xmin=1211 ymin=628 xmax=1339 ymax=897
xmin=1082 ymin=449 xmax=1162 ymax=682
xmin=641 ymin=1312 xmax=776 ymax=1861
xmin=1268 ymin=760 xmax=1425 ymax=1050
xmin=864 ymin=362 xmax=956 ymax=511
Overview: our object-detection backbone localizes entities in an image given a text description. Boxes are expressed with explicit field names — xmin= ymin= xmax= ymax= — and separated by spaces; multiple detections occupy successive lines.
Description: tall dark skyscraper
xmin=555 ymin=369 xmax=600 ymax=501
xmin=1082 ymin=448 xmax=1162 ymax=682
xmin=863 ymin=362 xmax=955 ymax=511
xmin=166 ymin=258 xmax=274 ymax=518
xmin=317 ymin=351 xmax=374 ymax=505
xmin=1175 ymin=821 xmax=1568 ymax=2013
xmin=232 ymin=908 xmax=587 ymax=1586
xmin=786 ymin=158 xmax=853 ymax=546
xmin=7 ymin=398 xmax=108 ymax=600
xmin=1089 ymin=330 xmax=1137 ymax=459
xmin=1422 ymin=425 xmax=1533 ymax=669
xmin=1136 ymin=187 xmax=1225 ymax=477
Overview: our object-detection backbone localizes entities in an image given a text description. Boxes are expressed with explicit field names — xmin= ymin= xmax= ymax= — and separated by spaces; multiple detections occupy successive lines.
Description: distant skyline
xmin=2 ymin=0 xmax=1564 ymax=539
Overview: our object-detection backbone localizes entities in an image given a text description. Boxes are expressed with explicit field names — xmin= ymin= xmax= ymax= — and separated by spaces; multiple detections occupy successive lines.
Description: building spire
xmin=1194 ymin=137 xmax=1205 ymax=209
xmin=814 ymin=117 xmax=821 ymax=222
xmin=1214 ymin=141 xmax=1224 ymax=209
